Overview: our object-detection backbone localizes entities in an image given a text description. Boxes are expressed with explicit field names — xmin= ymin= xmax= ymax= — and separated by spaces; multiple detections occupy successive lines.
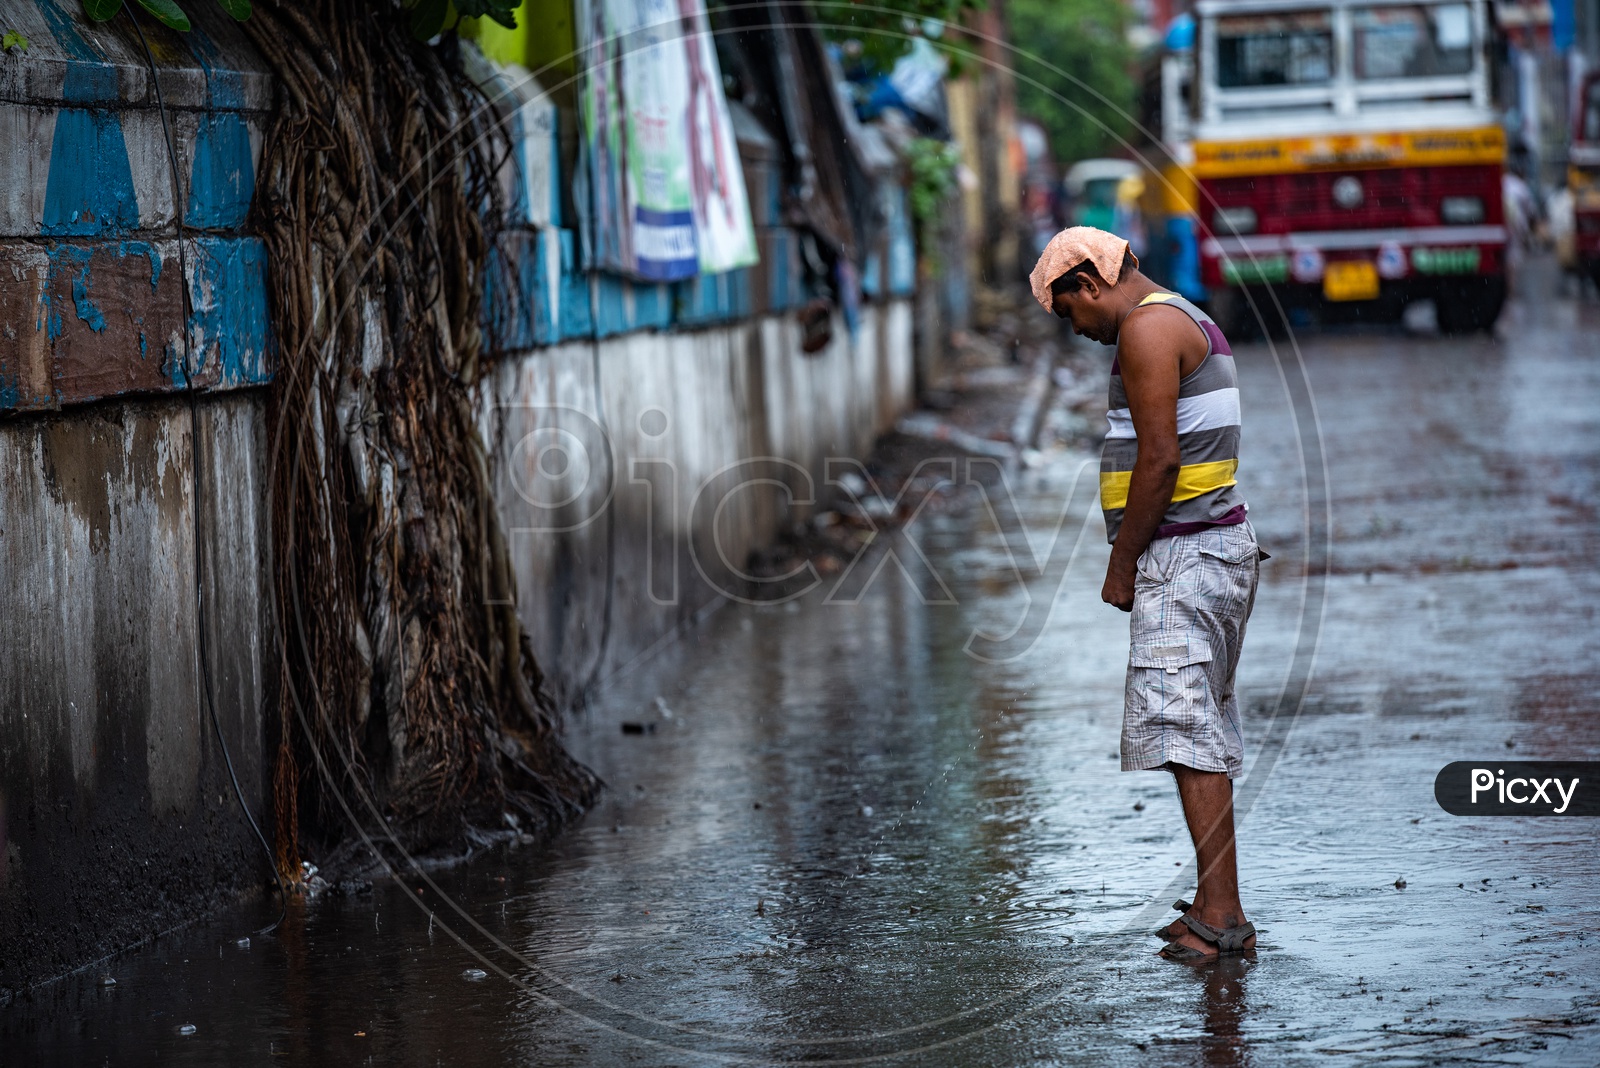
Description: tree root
xmin=244 ymin=0 xmax=599 ymax=882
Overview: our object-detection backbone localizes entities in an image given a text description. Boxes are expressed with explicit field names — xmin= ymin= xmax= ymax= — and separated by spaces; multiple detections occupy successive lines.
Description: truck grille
xmin=1203 ymin=164 xmax=1500 ymax=233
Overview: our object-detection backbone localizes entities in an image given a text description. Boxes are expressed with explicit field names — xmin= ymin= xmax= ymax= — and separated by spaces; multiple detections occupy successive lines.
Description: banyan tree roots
xmin=242 ymin=0 xmax=598 ymax=880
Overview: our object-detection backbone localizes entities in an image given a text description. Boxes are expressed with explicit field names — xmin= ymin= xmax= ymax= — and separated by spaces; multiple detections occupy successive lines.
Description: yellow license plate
xmin=1323 ymin=260 xmax=1380 ymax=302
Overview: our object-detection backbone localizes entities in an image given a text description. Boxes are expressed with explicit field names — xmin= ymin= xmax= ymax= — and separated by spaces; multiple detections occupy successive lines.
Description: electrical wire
xmin=580 ymin=316 xmax=617 ymax=702
xmin=124 ymin=2 xmax=286 ymax=936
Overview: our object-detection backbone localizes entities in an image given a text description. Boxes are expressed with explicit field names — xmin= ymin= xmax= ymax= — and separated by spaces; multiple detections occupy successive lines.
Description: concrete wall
xmin=487 ymin=300 xmax=915 ymax=707
xmin=0 ymin=1 xmax=274 ymax=414
xmin=0 ymin=393 xmax=272 ymax=995
xmin=0 ymin=1 xmax=921 ymax=990
xmin=472 ymin=59 xmax=921 ymax=704
xmin=0 ymin=0 xmax=277 ymax=994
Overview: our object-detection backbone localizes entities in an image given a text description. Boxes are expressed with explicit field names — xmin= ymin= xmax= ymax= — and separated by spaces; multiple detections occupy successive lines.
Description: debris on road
xmin=893 ymin=413 xmax=1015 ymax=462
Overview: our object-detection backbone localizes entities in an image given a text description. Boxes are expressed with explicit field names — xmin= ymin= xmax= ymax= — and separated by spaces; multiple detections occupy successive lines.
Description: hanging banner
xmin=578 ymin=0 xmax=758 ymax=281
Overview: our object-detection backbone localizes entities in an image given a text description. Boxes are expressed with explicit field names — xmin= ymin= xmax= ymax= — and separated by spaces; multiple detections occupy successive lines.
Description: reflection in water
xmin=1197 ymin=955 xmax=1252 ymax=1068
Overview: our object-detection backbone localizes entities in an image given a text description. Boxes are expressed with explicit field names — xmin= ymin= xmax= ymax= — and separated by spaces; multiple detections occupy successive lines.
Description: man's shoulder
xmin=1118 ymin=300 xmax=1207 ymax=366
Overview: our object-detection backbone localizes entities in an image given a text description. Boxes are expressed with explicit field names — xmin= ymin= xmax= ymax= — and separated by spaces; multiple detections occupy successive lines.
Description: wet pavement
xmin=7 ymin=276 xmax=1600 ymax=1066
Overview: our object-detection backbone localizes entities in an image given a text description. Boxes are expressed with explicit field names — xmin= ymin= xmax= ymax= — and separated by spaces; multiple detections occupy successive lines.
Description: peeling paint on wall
xmin=183 ymin=236 xmax=272 ymax=388
xmin=185 ymin=113 xmax=254 ymax=230
xmin=50 ymin=244 xmax=106 ymax=333
xmin=1 ymin=238 xmax=272 ymax=411
xmin=181 ymin=19 xmax=248 ymax=111
xmin=40 ymin=108 xmax=140 ymax=236
xmin=117 ymin=239 xmax=164 ymax=289
xmin=33 ymin=0 xmax=119 ymax=104
xmin=2 ymin=0 xmax=271 ymax=415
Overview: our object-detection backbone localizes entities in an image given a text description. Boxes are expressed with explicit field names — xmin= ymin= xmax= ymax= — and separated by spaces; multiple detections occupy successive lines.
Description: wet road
xmin=8 ymin=278 xmax=1600 ymax=1066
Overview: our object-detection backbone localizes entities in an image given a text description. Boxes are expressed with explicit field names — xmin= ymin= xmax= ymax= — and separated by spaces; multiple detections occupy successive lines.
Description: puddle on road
xmin=6 ymin=325 xmax=1600 ymax=1065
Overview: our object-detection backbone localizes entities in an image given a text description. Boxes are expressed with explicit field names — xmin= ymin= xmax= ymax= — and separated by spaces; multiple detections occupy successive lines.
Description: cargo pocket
xmin=1126 ymin=636 xmax=1219 ymax=746
xmin=1197 ymin=542 xmax=1258 ymax=566
xmin=1130 ymin=636 xmax=1214 ymax=675
xmin=1197 ymin=539 xmax=1259 ymax=605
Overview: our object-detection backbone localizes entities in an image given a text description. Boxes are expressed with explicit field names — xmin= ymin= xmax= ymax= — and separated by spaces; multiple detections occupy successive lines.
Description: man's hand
xmin=1102 ymin=557 xmax=1136 ymax=612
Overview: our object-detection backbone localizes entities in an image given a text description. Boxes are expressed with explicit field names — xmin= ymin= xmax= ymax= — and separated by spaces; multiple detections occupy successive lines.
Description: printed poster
xmin=579 ymin=0 xmax=758 ymax=281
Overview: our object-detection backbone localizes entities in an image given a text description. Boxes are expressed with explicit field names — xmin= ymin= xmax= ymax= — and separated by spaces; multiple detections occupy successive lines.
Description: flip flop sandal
xmin=1153 ymin=898 xmax=1192 ymax=939
xmin=1158 ymin=913 xmax=1257 ymax=962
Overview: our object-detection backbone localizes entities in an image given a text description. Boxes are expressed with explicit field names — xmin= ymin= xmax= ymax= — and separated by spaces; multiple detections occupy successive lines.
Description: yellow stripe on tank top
xmin=1099 ymin=459 xmax=1238 ymax=511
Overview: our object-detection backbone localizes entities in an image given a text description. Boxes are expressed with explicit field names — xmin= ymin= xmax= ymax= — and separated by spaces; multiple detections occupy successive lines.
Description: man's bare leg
xmin=1161 ymin=763 xmax=1255 ymax=956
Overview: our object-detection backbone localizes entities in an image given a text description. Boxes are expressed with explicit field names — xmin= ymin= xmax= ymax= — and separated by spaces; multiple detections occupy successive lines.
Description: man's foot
xmin=1156 ymin=906 xmax=1256 ymax=962
xmin=1156 ymin=898 xmax=1196 ymax=941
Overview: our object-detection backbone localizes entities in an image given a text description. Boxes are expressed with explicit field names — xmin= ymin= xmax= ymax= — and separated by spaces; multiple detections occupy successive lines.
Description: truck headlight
xmin=1212 ymin=206 xmax=1257 ymax=234
xmin=1440 ymin=196 xmax=1485 ymax=224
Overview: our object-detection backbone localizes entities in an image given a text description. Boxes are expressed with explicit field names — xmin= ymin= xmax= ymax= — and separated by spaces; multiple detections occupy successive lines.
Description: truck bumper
xmin=1200 ymin=225 xmax=1507 ymax=291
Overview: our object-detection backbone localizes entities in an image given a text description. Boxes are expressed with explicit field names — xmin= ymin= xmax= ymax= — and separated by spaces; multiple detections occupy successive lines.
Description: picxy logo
xmin=1469 ymin=768 xmax=1579 ymax=813
xmin=1435 ymin=762 xmax=1597 ymax=817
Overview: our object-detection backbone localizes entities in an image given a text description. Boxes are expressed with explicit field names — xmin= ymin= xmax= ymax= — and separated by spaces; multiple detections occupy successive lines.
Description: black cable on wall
xmin=124 ymin=2 xmax=285 ymax=935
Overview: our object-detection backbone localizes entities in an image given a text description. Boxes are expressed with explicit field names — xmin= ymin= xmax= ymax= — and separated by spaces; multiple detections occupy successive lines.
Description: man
xmin=1030 ymin=226 xmax=1262 ymax=962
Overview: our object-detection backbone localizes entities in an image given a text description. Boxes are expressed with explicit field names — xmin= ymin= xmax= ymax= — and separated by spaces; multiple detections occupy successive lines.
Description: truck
xmin=1190 ymin=0 xmax=1508 ymax=334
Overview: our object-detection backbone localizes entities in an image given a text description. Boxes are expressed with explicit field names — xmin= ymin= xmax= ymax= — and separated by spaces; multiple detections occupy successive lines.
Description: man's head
xmin=1029 ymin=226 xmax=1142 ymax=345
xmin=1048 ymin=249 xmax=1141 ymax=344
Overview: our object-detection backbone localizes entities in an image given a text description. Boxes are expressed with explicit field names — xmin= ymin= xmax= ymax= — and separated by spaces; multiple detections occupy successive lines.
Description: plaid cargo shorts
xmin=1121 ymin=519 xmax=1261 ymax=779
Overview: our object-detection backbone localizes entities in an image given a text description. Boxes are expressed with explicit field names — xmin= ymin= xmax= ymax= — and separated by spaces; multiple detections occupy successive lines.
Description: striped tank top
xmin=1100 ymin=291 xmax=1247 ymax=544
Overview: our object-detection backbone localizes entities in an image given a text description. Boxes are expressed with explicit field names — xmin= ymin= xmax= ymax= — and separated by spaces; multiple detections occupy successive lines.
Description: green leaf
xmin=134 ymin=0 xmax=192 ymax=32
xmin=2 ymin=29 xmax=29 ymax=51
xmin=81 ymin=0 xmax=121 ymax=22
xmin=410 ymin=0 xmax=448 ymax=39
xmin=215 ymin=0 xmax=252 ymax=21
xmin=452 ymin=0 xmax=518 ymax=16
xmin=454 ymin=0 xmax=518 ymax=27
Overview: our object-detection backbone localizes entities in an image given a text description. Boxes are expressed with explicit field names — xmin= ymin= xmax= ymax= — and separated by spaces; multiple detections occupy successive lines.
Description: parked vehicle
xmin=1064 ymin=158 xmax=1145 ymax=234
xmin=1190 ymin=0 xmax=1508 ymax=334
xmin=1570 ymin=71 xmax=1600 ymax=290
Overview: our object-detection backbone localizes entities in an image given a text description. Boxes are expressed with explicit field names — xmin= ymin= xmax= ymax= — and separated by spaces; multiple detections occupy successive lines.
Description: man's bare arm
xmin=1101 ymin=310 xmax=1201 ymax=610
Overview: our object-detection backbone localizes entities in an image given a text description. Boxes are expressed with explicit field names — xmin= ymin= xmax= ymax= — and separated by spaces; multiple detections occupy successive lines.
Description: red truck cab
xmin=1192 ymin=0 xmax=1508 ymax=335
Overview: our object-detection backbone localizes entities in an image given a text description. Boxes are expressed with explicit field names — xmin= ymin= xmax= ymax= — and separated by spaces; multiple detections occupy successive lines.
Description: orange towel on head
xmin=1029 ymin=226 xmax=1137 ymax=310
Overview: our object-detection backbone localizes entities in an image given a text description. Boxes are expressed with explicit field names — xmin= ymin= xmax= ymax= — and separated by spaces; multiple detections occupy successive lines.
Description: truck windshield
xmin=1216 ymin=11 xmax=1334 ymax=87
xmin=1352 ymin=4 xmax=1474 ymax=79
